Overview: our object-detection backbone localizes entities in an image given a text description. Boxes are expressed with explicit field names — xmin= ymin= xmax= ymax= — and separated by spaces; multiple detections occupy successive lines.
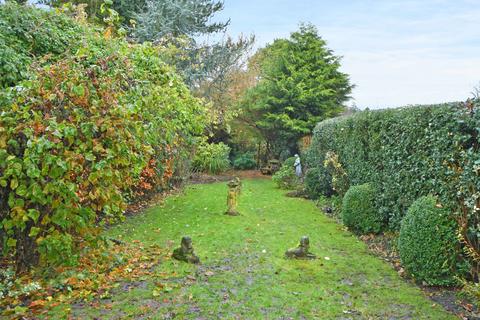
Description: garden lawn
xmin=51 ymin=179 xmax=455 ymax=319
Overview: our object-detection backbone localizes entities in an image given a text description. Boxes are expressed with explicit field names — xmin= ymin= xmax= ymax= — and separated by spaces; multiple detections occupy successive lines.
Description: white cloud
xmin=218 ymin=0 xmax=480 ymax=108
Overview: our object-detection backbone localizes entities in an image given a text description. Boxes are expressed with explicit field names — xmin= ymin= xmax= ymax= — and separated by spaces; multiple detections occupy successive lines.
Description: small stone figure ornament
xmin=172 ymin=236 xmax=200 ymax=264
xmin=285 ymin=236 xmax=317 ymax=259
xmin=226 ymin=177 xmax=241 ymax=216
xmin=294 ymin=154 xmax=302 ymax=178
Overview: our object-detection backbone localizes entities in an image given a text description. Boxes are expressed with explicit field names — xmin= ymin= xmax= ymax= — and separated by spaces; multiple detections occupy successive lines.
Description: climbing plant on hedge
xmin=0 ymin=13 xmax=207 ymax=271
xmin=398 ymin=196 xmax=467 ymax=286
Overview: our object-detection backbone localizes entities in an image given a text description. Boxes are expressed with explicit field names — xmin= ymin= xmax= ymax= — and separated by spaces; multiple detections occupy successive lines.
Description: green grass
xmin=53 ymin=179 xmax=456 ymax=319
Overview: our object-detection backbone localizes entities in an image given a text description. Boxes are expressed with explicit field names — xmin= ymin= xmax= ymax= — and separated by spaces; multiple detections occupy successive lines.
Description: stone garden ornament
xmin=226 ymin=177 xmax=241 ymax=216
xmin=294 ymin=154 xmax=302 ymax=178
xmin=172 ymin=236 xmax=200 ymax=264
xmin=285 ymin=236 xmax=317 ymax=259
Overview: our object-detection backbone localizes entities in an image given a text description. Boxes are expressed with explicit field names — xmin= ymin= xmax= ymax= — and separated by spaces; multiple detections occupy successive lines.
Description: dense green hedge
xmin=398 ymin=196 xmax=466 ymax=286
xmin=342 ymin=183 xmax=383 ymax=234
xmin=0 ymin=6 xmax=207 ymax=271
xmin=305 ymin=101 xmax=480 ymax=231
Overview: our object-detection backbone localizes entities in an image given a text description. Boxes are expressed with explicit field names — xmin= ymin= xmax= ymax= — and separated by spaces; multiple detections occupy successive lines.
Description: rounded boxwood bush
xmin=398 ymin=196 xmax=466 ymax=286
xmin=304 ymin=167 xmax=334 ymax=199
xmin=342 ymin=183 xmax=383 ymax=234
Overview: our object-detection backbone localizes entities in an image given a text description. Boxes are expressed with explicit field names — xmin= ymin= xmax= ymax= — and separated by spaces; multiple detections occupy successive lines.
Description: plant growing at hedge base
xmin=341 ymin=183 xmax=383 ymax=234
xmin=323 ymin=151 xmax=349 ymax=197
xmin=304 ymin=167 xmax=333 ymax=199
xmin=272 ymin=157 xmax=300 ymax=190
xmin=398 ymin=196 xmax=467 ymax=286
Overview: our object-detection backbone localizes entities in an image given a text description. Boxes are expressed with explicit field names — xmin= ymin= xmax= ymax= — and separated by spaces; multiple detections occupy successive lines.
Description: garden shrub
xmin=0 ymin=6 xmax=207 ymax=271
xmin=323 ymin=151 xmax=349 ymax=197
xmin=272 ymin=157 xmax=299 ymax=189
xmin=398 ymin=196 xmax=467 ymax=286
xmin=193 ymin=141 xmax=231 ymax=174
xmin=304 ymin=167 xmax=333 ymax=199
xmin=233 ymin=152 xmax=256 ymax=170
xmin=341 ymin=183 xmax=383 ymax=234
xmin=0 ymin=3 xmax=83 ymax=88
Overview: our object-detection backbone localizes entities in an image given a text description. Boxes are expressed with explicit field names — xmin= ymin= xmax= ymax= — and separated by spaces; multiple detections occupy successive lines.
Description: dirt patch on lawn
xmin=190 ymin=170 xmax=269 ymax=184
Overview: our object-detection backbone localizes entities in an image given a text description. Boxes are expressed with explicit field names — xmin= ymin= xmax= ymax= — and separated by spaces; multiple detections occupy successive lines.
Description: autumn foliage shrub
xmin=0 ymin=8 xmax=207 ymax=271
xmin=398 ymin=196 xmax=467 ymax=286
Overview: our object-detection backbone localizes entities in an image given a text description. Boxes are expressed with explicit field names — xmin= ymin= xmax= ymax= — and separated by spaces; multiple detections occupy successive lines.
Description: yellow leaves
xmin=0 ymin=127 xmax=6 ymax=149
xmin=28 ymin=299 xmax=46 ymax=310
xmin=103 ymin=26 xmax=113 ymax=39
xmin=2 ymin=241 xmax=169 ymax=317
xmin=10 ymin=178 xmax=18 ymax=190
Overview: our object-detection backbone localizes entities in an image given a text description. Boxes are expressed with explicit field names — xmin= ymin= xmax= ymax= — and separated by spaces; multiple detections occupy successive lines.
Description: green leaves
xmin=72 ymin=85 xmax=85 ymax=97
xmin=0 ymin=3 xmax=83 ymax=88
xmin=193 ymin=141 xmax=231 ymax=174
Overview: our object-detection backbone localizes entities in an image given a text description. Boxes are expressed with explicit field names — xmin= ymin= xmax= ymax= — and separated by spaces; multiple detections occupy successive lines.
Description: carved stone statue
xmin=233 ymin=177 xmax=242 ymax=194
xmin=285 ymin=236 xmax=316 ymax=259
xmin=172 ymin=236 xmax=200 ymax=264
xmin=226 ymin=177 xmax=241 ymax=216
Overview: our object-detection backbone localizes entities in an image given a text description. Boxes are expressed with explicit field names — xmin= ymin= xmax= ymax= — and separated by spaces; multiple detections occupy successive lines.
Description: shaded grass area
xmin=49 ymin=179 xmax=455 ymax=319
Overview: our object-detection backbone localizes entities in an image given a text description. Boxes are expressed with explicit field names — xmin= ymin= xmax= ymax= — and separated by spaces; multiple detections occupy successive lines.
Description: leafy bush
xmin=38 ymin=233 xmax=77 ymax=267
xmin=398 ymin=196 xmax=466 ymax=286
xmin=193 ymin=142 xmax=231 ymax=174
xmin=0 ymin=6 xmax=207 ymax=271
xmin=304 ymin=167 xmax=333 ymax=199
xmin=272 ymin=157 xmax=299 ymax=189
xmin=233 ymin=152 xmax=256 ymax=170
xmin=0 ymin=3 xmax=83 ymax=88
xmin=342 ymin=183 xmax=383 ymax=234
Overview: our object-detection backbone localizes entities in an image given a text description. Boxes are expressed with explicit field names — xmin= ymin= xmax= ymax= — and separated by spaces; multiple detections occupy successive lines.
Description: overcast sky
xmin=215 ymin=0 xmax=480 ymax=109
